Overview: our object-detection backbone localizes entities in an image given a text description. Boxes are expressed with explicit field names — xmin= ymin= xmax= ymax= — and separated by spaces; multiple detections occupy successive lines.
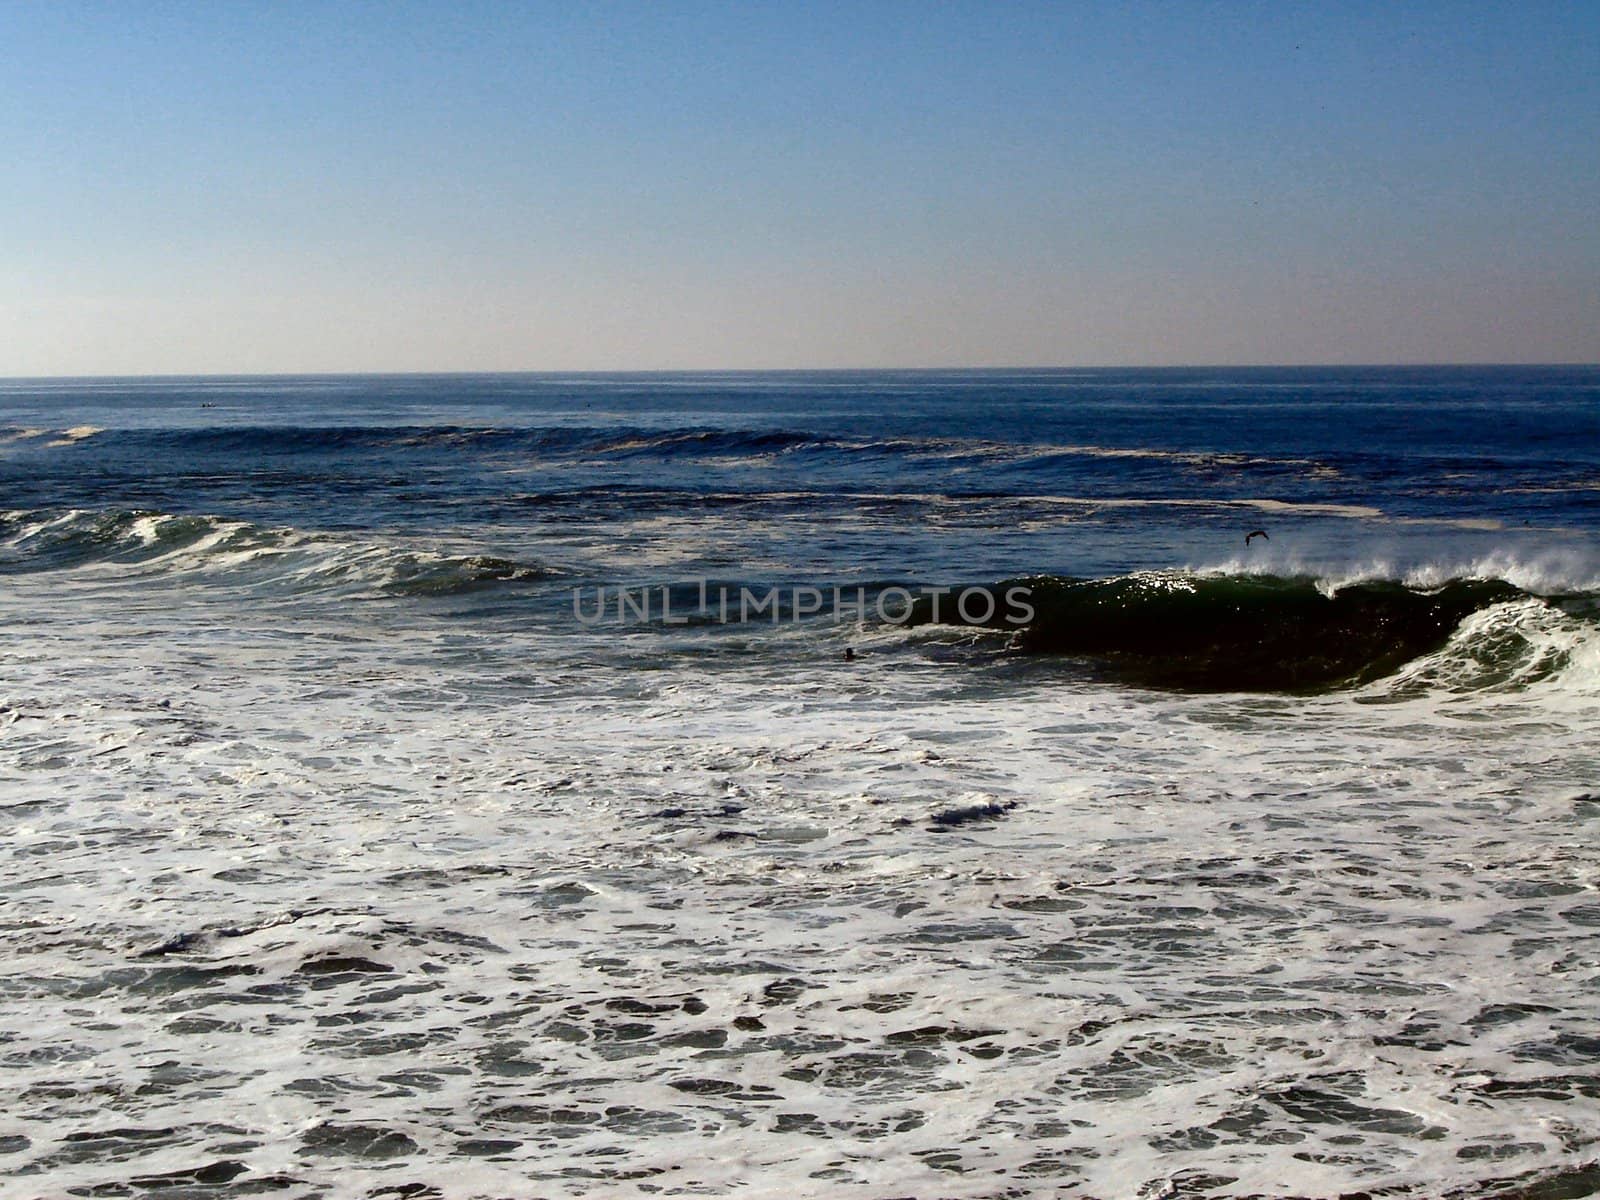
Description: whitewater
xmin=2 ymin=368 xmax=1598 ymax=1199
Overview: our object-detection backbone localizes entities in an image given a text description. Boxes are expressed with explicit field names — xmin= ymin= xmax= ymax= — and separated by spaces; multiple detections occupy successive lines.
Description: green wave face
xmin=915 ymin=573 xmax=1534 ymax=692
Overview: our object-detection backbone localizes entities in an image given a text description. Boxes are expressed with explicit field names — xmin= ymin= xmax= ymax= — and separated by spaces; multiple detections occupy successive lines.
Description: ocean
xmin=2 ymin=366 xmax=1598 ymax=1198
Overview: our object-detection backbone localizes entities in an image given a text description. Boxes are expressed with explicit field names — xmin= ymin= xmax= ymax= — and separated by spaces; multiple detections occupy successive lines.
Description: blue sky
xmin=2 ymin=0 xmax=1596 ymax=372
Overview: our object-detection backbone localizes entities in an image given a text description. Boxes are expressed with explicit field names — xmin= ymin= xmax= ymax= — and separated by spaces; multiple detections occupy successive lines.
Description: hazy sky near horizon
xmin=2 ymin=1 xmax=1597 ymax=374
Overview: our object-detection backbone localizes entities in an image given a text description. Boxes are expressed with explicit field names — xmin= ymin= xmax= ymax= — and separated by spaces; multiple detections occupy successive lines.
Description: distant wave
xmin=586 ymin=428 xmax=818 ymax=457
xmin=910 ymin=570 xmax=1599 ymax=693
xmin=0 ymin=425 xmax=105 ymax=447
xmin=0 ymin=508 xmax=557 ymax=597
xmin=0 ymin=422 xmax=1342 ymax=477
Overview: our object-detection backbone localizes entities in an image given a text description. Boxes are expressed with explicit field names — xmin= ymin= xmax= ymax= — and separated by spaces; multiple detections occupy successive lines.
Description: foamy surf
xmin=4 ymin=554 xmax=1600 ymax=1198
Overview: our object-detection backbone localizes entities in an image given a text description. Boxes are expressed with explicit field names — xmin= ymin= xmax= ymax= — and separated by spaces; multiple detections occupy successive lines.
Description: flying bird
xmin=1245 ymin=529 xmax=1268 ymax=545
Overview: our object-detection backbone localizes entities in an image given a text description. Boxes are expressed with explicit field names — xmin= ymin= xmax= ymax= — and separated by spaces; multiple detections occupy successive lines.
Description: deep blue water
xmin=2 ymin=367 xmax=1597 ymax=590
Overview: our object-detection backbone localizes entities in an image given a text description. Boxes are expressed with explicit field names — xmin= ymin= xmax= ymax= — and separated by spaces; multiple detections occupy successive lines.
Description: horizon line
xmin=4 ymin=361 xmax=1598 ymax=383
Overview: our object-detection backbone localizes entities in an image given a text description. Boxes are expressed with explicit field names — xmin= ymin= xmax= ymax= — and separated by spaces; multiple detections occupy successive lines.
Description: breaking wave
xmin=0 ymin=508 xmax=556 ymax=597
xmin=913 ymin=571 xmax=1599 ymax=693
